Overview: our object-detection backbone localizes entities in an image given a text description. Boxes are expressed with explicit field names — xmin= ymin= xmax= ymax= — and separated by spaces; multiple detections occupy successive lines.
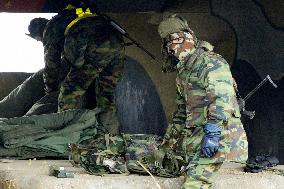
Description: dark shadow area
xmin=42 ymin=0 xmax=167 ymax=13
xmin=210 ymin=0 xmax=284 ymax=79
xmin=116 ymin=57 xmax=167 ymax=136
xmin=232 ymin=60 xmax=284 ymax=163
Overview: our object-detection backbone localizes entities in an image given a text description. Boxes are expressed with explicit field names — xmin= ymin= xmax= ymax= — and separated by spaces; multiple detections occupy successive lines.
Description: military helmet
xmin=158 ymin=14 xmax=193 ymax=39
xmin=27 ymin=17 xmax=49 ymax=41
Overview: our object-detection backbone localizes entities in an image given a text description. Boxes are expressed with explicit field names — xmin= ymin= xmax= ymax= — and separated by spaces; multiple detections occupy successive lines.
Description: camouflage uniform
xmin=58 ymin=15 xmax=124 ymax=108
xmin=41 ymin=7 xmax=125 ymax=134
xmin=22 ymin=10 xmax=79 ymax=116
xmin=42 ymin=9 xmax=77 ymax=94
xmin=58 ymin=14 xmax=125 ymax=134
xmin=164 ymin=40 xmax=248 ymax=189
xmin=158 ymin=15 xmax=248 ymax=188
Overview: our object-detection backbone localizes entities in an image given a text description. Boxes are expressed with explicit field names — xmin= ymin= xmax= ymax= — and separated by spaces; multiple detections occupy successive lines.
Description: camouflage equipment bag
xmin=70 ymin=133 xmax=184 ymax=177
xmin=69 ymin=134 xmax=128 ymax=175
xmin=123 ymin=134 xmax=164 ymax=174
xmin=124 ymin=134 xmax=183 ymax=177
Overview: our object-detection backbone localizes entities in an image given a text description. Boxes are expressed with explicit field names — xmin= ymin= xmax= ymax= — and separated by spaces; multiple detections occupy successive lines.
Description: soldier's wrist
xmin=206 ymin=120 xmax=224 ymax=130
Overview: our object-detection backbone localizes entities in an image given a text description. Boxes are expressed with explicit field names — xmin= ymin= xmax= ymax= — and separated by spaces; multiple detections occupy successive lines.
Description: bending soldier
xmin=27 ymin=1 xmax=125 ymax=134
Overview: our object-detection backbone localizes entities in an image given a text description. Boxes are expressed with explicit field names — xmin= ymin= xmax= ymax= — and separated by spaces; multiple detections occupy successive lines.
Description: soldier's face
xmin=165 ymin=31 xmax=194 ymax=61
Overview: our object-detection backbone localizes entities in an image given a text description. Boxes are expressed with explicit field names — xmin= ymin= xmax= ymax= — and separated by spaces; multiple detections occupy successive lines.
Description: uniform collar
xmin=176 ymin=47 xmax=196 ymax=73
xmin=177 ymin=40 xmax=214 ymax=73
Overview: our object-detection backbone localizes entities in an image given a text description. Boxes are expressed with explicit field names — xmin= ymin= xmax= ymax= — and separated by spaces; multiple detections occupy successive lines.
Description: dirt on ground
xmin=214 ymin=163 xmax=284 ymax=189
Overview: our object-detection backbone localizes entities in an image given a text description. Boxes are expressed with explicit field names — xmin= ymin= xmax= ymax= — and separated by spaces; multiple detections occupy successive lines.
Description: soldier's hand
xmin=201 ymin=123 xmax=221 ymax=157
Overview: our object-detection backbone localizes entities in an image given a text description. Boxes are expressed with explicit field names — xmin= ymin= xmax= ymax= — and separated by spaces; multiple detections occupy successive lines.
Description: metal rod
xmin=244 ymin=75 xmax=277 ymax=101
xmin=267 ymin=75 xmax=278 ymax=88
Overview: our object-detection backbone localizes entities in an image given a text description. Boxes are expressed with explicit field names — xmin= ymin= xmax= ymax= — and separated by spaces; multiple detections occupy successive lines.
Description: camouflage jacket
xmin=58 ymin=15 xmax=125 ymax=113
xmin=42 ymin=10 xmax=77 ymax=94
xmin=171 ymin=41 xmax=241 ymax=130
xmin=164 ymin=41 xmax=248 ymax=163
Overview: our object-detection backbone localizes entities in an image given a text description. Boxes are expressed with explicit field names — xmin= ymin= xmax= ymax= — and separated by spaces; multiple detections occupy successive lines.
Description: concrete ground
xmin=0 ymin=159 xmax=283 ymax=189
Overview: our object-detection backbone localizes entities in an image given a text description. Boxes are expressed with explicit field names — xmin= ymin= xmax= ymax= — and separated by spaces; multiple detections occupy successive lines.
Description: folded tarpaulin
xmin=0 ymin=108 xmax=101 ymax=158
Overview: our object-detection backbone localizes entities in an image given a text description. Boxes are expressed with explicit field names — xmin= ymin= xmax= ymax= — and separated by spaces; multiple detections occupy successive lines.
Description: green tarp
xmin=0 ymin=109 xmax=101 ymax=158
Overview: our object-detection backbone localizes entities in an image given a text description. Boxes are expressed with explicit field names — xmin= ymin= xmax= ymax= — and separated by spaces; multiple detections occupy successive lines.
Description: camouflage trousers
xmin=177 ymin=127 xmax=223 ymax=189
xmin=165 ymin=118 xmax=247 ymax=189
xmin=162 ymin=125 xmax=223 ymax=189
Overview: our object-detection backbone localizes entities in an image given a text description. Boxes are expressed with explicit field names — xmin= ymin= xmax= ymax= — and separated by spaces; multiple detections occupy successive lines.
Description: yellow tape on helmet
xmin=64 ymin=8 xmax=97 ymax=36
